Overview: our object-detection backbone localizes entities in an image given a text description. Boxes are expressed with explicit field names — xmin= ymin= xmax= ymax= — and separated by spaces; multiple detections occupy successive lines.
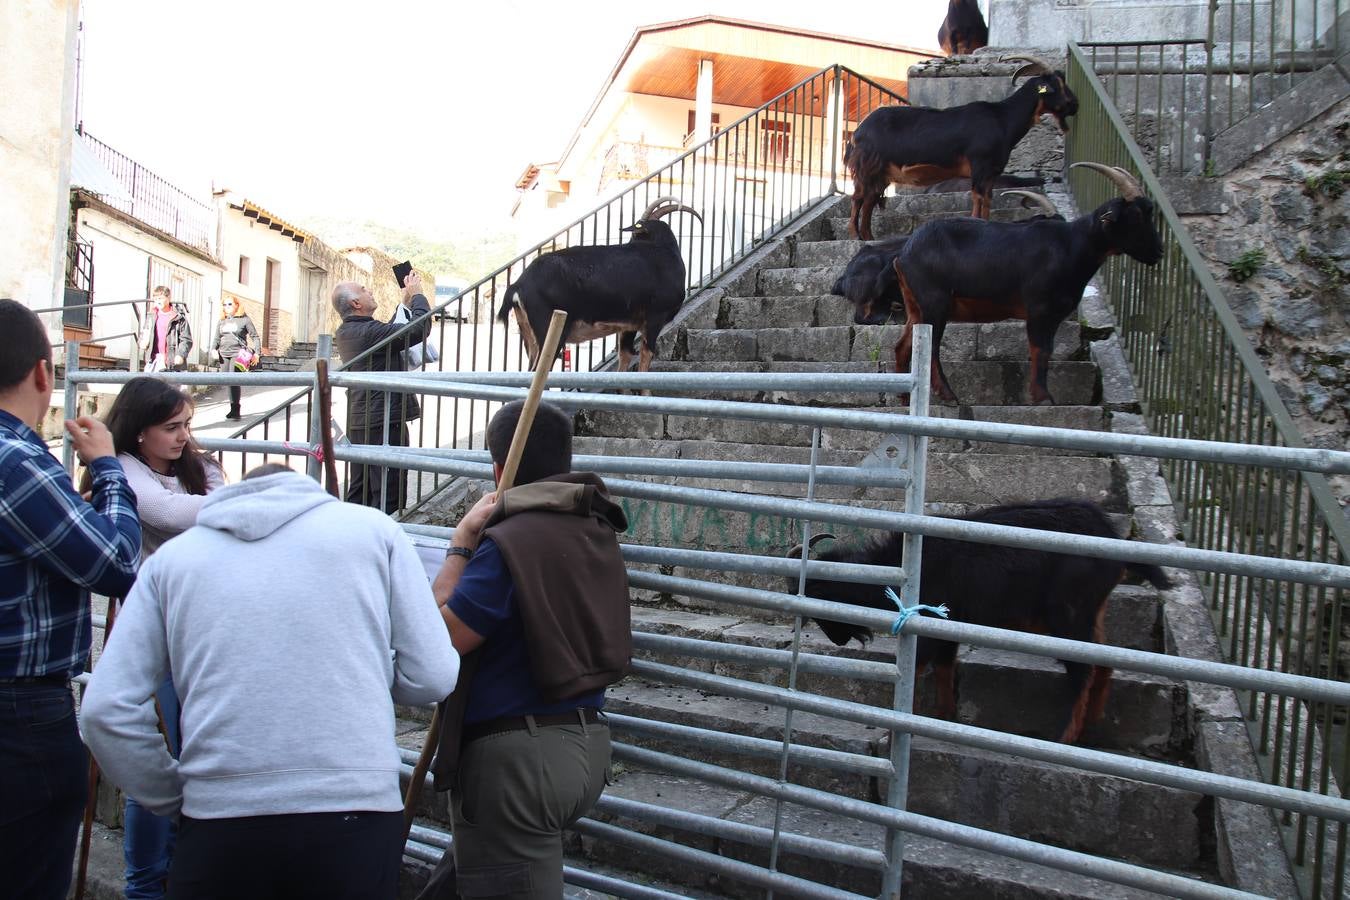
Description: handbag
xmin=394 ymin=304 xmax=439 ymax=369
xmin=233 ymin=348 xmax=256 ymax=371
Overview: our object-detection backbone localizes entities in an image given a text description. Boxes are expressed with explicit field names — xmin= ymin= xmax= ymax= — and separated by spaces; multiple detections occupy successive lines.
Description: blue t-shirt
xmin=449 ymin=537 xmax=604 ymax=725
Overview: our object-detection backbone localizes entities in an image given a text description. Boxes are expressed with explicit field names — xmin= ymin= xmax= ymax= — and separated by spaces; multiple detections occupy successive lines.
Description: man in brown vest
xmin=421 ymin=399 xmax=630 ymax=899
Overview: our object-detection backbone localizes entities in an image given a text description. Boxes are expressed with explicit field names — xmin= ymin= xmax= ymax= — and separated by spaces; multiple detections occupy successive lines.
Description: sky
xmin=78 ymin=1 xmax=949 ymax=236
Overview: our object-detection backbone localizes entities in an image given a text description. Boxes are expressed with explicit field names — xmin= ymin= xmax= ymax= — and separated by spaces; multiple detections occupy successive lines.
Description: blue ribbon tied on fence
xmin=884 ymin=586 xmax=949 ymax=636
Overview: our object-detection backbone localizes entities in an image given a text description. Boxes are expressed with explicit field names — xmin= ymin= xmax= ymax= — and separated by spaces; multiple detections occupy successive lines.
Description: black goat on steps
xmin=790 ymin=499 xmax=1171 ymax=744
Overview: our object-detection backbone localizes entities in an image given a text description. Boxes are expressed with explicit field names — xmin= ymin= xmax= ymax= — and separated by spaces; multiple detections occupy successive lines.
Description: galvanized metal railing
xmin=1081 ymin=0 xmax=1347 ymax=174
xmin=1066 ymin=42 xmax=1350 ymax=898
xmin=64 ymin=350 xmax=1350 ymax=897
xmin=227 ymin=64 xmax=908 ymax=517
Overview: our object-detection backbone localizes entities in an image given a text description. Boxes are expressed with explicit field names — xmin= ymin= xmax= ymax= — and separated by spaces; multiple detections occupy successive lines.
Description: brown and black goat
xmin=791 ymin=499 xmax=1171 ymax=744
xmin=890 ymin=164 xmax=1163 ymax=406
xmin=845 ymin=56 xmax=1078 ymax=237
xmin=938 ymin=0 xmax=989 ymax=55
xmin=497 ymin=196 xmax=702 ymax=373
xmin=838 ymin=190 xmax=1061 ymax=327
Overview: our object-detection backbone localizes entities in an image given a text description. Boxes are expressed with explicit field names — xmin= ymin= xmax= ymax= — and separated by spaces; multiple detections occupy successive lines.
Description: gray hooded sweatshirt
xmin=80 ymin=471 xmax=459 ymax=819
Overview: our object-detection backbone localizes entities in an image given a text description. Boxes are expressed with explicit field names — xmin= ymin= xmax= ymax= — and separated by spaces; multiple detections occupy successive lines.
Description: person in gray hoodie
xmin=81 ymin=465 xmax=459 ymax=898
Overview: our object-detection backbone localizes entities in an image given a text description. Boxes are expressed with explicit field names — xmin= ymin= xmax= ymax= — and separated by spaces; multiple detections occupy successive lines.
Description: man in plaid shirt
xmin=0 ymin=299 xmax=141 ymax=899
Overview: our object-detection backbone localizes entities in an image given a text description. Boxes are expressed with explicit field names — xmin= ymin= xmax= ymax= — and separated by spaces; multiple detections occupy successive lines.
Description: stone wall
xmin=1177 ymin=100 xmax=1349 ymax=507
xmin=300 ymin=240 xmax=434 ymax=341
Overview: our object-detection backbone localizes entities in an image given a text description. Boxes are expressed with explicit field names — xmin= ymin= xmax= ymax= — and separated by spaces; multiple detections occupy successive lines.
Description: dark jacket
xmin=335 ymin=294 xmax=431 ymax=430
xmin=484 ymin=472 xmax=632 ymax=700
xmin=138 ymin=301 xmax=193 ymax=368
xmin=211 ymin=314 xmax=260 ymax=362
xmin=430 ymin=472 xmax=630 ymax=788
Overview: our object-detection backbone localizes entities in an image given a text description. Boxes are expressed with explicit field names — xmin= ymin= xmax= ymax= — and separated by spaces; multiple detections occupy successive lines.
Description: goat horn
xmin=785 ymin=532 xmax=837 ymax=560
xmin=645 ymin=200 xmax=704 ymax=226
xmin=640 ymin=195 xmax=682 ymax=219
xmin=1070 ymin=162 xmax=1144 ymax=201
xmin=1001 ymin=190 xmax=1058 ymax=216
xmin=1003 ymin=54 xmax=1053 ymax=84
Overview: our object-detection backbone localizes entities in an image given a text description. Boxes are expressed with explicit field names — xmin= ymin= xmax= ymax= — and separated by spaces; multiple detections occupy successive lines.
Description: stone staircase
xmin=393 ymin=188 xmax=1278 ymax=898
xmin=254 ymin=339 xmax=317 ymax=372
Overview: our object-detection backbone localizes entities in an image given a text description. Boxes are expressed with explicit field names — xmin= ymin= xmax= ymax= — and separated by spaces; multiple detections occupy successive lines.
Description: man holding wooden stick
xmin=417 ymin=397 xmax=632 ymax=900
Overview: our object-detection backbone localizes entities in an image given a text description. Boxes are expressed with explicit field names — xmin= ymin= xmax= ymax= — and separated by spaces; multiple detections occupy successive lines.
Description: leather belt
xmin=464 ymin=707 xmax=603 ymax=743
xmin=0 ymin=674 xmax=71 ymax=687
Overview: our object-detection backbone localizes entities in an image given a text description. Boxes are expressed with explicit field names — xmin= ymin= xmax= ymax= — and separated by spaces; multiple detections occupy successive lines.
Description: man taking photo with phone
xmin=331 ymin=271 xmax=431 ymax=513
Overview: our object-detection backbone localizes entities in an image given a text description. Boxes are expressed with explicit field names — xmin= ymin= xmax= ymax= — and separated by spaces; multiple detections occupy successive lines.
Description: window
xmin=761 ymin=120 xmax=792 ymax=165
xmin=686 ymin=110 xmax=721 ymax=140
xmin=238 ymin=255 xmax=251 ymax=285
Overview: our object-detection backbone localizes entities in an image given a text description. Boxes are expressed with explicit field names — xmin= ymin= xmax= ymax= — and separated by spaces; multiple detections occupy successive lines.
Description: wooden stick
xmin=495 ymin=309 xmax=569 ymax=493
xmin=315 ymin=359 xmax=340 ymax=497
xmin=74 ymin=596 xmax=120 ymax=900
xmin=400 ymin=310 xmax=569 ymax=842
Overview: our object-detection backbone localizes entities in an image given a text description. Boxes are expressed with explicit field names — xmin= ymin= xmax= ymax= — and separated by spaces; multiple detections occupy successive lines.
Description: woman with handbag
xmin=80 ymin=377 xmax=226 ymax=899
xmin=210 ymin=296 xmax=260 ymax=420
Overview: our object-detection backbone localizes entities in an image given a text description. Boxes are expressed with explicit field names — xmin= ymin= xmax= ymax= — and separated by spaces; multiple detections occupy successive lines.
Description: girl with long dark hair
xmin=82 ymin=376 xmax=224 ymax=898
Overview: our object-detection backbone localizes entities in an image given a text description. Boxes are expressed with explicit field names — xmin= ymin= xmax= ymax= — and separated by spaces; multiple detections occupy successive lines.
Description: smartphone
xmin=392 ymin=260 xmax=413 ymax=288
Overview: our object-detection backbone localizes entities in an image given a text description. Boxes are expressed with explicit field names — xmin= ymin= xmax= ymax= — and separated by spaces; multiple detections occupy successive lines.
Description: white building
xmin=215 ymin=194 xmax=308 ymax=355
xmin=511 ymin=16 xmax=936 ymax=245
xmin=0 ymin=0 xmax=79 ymax=320
xmin=68 ymin=131 xmax=224 ymax=368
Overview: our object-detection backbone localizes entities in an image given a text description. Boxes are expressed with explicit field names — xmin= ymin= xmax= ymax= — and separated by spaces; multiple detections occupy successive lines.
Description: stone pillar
xmin=0 ymin=0 xmax=80 ymax=320
xmin=825 ymin=74 xmax=843 ymax=193
xmin=694 ymin=59 xmax=714 ymax=143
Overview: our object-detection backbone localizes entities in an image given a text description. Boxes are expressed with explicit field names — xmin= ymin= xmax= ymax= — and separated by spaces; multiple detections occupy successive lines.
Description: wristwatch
xmin=445 ymin=545 xmax=473 ymax=560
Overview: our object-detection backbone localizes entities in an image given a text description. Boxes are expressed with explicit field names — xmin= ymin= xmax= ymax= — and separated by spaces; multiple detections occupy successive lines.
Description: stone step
xmin=579 ymin=404 xmax=1109 ymax=457
xmin=604 ymin=681 xmax=1198 ymax=870
xmin=586 ymin=770 xmax=1168 ymax=899
xmin=683 ymin=322 xmax=1085 ymax=365
xmin=819 ymin=189 xmax=1041 ymax=221
xmin=823 ymin=205 xmax=1041 ymax=241
xmin=626 ymin=597 xmax=1177 ymax=755
xmin=647 ymin=360 xmax=1101 ymax=407
xmin=758 ymin=266 xmax=845 ymax=298
xmin=572 ymin=435 xmax=1120 ymax=508
xmin=792 ymin=240 xmax=867 ymax=268
xmin=791 ymin=195 xmax=1058 ymax=268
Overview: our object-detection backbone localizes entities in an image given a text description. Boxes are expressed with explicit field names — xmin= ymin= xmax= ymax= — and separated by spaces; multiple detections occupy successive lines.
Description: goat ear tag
xmin=1038 ymin=84 xmax=1049 ymax=94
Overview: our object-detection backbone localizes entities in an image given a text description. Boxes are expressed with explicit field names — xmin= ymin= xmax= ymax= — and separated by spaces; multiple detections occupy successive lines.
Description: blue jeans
xmin=0 ymin=682 xmax=88 ymax=900
xmin=124 ymin=677 xmax=181 ymax=899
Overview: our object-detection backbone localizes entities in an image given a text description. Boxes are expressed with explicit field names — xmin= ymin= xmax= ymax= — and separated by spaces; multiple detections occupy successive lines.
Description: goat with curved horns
xmin=845 ymin=55 xmax=1078 ymax=237
xmin=835 ymin=190 xmax=1061 ymax=328
xmin=890 ymin=163 xmax=1163 ymax=406
xmin=497 ymin=196 xmax=703 ymax=373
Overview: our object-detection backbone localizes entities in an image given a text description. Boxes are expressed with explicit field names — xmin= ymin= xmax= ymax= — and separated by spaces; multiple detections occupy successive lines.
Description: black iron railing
xmin=230 ymin=65 xmax=909 ymax=518
xmin=78 ymin=130 xmax=217 ymax=256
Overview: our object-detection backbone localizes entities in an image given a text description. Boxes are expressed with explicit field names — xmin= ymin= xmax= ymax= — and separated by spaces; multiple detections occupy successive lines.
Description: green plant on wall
xmin=1227 ymin=248 xmax=1267 ymax=283
xmin=1297 ymin=246 xmax=1346 ymax=286
xmin=1304 ymin=168 xmax=1348 ymax=200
